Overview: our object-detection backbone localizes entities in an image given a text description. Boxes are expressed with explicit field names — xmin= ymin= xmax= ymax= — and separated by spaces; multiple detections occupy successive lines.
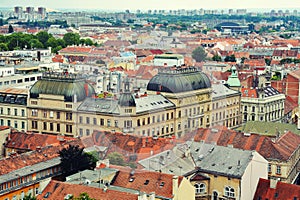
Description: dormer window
xmin=129 ymin=177 xmax=135 ymax=182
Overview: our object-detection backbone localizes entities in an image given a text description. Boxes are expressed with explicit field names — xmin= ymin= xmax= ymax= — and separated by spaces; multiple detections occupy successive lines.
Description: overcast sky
xmin=1 ymin=0 xmax=300 ymax=11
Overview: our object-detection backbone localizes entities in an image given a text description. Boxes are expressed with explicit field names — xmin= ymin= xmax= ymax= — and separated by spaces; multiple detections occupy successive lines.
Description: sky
xmin=1 ymin=0 xmax=300 ymax=12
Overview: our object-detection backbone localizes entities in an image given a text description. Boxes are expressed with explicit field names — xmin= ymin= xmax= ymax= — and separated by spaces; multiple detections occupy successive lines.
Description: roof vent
xmin=198 ymin=154 xmax=204 ymax=161
xmin=144 ymin=180 xmax=150 ymax=185
xmin=243 ymin=132 xmax=251 ymax=137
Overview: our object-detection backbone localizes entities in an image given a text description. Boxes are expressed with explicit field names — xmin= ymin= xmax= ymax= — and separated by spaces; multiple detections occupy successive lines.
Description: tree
xmin=212 ymin=55 xmax=222 ymax=62
xmin=63 ymin=32 xmax=80 ymax=46
xmin=29 ymin=39 xmax=44 ymax=49
xmin=224 ymin=54 xmax=236 ymax=62
xmin=192 ymin=46 xmax=207 ymax=62
xmin=36 ymin=31 xmax=52 ymax=48
xmin=59 ymin=145 xmax=95 ymax=175
xmin=107 ymin=152 xmax=126 ymax=166
xmin=23 ymin=194 xmax=37 ymax=200
xmin=8 ymin=24 xmax=14 ymax=33
xmin=0 ymin=43 xmax=8 ymax=51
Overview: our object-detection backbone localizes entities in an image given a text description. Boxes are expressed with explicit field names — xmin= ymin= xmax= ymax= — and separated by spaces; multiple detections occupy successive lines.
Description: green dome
xmin=30 ymin=74 xmax=95 ymax=102
xmin=118 ymin=92 xmax=136 ymax=107
xmin=147 ymin=68 xmax=211 ymax=93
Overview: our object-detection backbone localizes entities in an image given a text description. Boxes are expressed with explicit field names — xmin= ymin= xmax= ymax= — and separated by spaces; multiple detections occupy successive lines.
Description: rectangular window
xmin=124 ymin=120 xmax=132 ymax=128
xmin=43 ymin=122 xmax=47 ymax=130
xmin=32 ymin=121 xmax=38 ymax=129
xmin=31 ymin=100 xmax=37 ymax=105
xmin=0 ymin=107 xmax=3 ymax=114
xmin=49 ymin=111 xmax=54 ymax=118
xmin=50 ymin=123 xmax=53 ymax=131
xmin=115 ymin=120 xmax=118 ymax=127
xmin=93 ymin=118 xmax=97 ymax=125
xmin=79 ymin=128 xmax=83 ymax=137
xmin=57 ymin=124 xmax=60 ymax=132
xmin=86 ymin=117 xmax=90 ymax=124
xmin=276 ymin=165 xmax=281 ymax=174
xmin=86 ymin=129 xmax=90 ymax=136
xmin=100 ymin=118 xmax=104 ymax=126
xmin=107 ymin=119 xmax=111 ymax=127
xmin=66 ymin=112 xmax=72 ymax=120
xmin=56 ymin=112 xmax=60 ymax=119
xmin=14 ymin=109 xmax=18 ymax=116
xmin=79 ymin=116 xmax=83 ymax=123
xmin=137 ymin=119 xmax=141 ymax=126
xmin=7 ymin=108 xmax=11 ymax=115
xmin=66 ymin=124 xmax=72 ymax=133
xmin=7 ymin=120 xmax=11 ymax=126
xmin=268 ymin=164 xmax=272 ymax=173
xmin=66 ymin=104 xmax=72 ymax=108
xmin=21 ymin=109 xmax=25 ymax=117
xmin=14 ymin=121 xmax=18 ymax=129
xmin=31 ymin=109 xmax=38 ymax=117
xmin=43 ymin=110 xmax=47 ymax=118
xmin=21 ymin=121 xmax=25 ymax=129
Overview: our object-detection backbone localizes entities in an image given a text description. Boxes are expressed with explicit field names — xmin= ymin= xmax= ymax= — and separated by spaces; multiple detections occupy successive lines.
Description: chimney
xmin=270 ymin=178 xmax=279 ymax=189
xmin=172 ymin=176 xmax=178 ymax=196
xmin=138 ymin=192 xmax=147 ymax=200
xmin=84 ymin=83 xmax=89 ymax=97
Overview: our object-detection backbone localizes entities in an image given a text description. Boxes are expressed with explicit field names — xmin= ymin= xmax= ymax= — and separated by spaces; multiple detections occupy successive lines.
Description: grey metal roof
xmin=66 ymin=168 xmax=118 ymax=184
xmin=212 ymin=83 xmax=239 ymax=99
xmin=188 ymin=141 xmax=254 ymax=178
xmin=78 ymin=95 xmax=175 ymax=115
xmin=138 ymin=146 xmax=195 ymax=176
xmin=77 ymin=98 xmax=120 ymax=114
xmin=0 ymin=157 xmax=61 ymax=183
xmin=135 ymin=95 xmax=175 ymax=113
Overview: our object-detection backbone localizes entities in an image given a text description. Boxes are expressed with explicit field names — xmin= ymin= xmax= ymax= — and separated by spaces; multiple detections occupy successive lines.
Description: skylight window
xmin=129 ymin=177 xmax=135 ymax=182
xmin=159 ymin=182 xmax=165 ymax=187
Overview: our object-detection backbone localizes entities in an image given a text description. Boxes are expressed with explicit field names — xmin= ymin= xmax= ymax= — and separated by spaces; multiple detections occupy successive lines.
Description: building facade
xmin=241 ymin=86 xmax=285 ymax=123
xmin=0 ymin=88 xmax=28 ymax=132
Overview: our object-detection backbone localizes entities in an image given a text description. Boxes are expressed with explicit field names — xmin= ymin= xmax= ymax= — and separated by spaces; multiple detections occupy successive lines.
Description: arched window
xmin=225 ymin=186 xmax=235 ymax=197
xmin=213 ymin=191 xmax=218 ymax=200
xmin=194 ymin=183 xmax=206 ymax=194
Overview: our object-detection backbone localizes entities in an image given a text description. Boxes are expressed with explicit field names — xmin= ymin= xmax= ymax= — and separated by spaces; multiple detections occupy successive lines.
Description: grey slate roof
xmin=0 ymin=157 xmax=61 ymax=184
xmin=188 ymin=141 xmax=254 ymax=178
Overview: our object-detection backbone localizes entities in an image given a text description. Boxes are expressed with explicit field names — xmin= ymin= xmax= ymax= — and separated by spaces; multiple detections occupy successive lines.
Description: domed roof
xmin=147 ymin=68 xmax=211 ymax=93
xmin=118 ymin=92 xmax=136 ymax=107
xmin=30 ymin=73 xmax=95 ymax=102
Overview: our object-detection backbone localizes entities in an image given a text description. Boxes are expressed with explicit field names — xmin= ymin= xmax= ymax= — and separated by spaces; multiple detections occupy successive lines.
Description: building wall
xmin=153 ymin=58 xmax=184 ymax=67
xmin=211 ymin=94 xmax=241 ymax=128
xmin=241 ymin=152 xmax=268 ymax=200
xmin=0 ymin=104 xmax=27 ymax=132
xmin=27 ymin=94 xmax=81 ymax=136
xmin=0 ymin=127 xmax=10 ymax=157
xmin=207 ymin=174 xmax=240 ymax=199
xmin=174 ymin=178 xmax=195 ymax=200
xmin=241 ymin=93 xmax=285 ymax=123
xmin=286 ymin=74 xmax=299 ymax=103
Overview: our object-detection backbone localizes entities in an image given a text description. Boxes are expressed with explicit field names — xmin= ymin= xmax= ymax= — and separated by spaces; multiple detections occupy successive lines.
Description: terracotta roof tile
xmin=38 ymin=180 xmax=138 ymax=200
xmin=0 ymin=139 xmax=82 ymax=176
xmin=253 ymin=178 xmax=300 ymax=199
xmin=110 ymin=165 xmax=183 ymax=198
xmin=193 ymin=126 xmax=300 ymax=161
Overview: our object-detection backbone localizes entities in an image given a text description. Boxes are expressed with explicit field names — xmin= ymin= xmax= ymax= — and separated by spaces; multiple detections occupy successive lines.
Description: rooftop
xmin=188 ymin=141 xmax=254 ymax=178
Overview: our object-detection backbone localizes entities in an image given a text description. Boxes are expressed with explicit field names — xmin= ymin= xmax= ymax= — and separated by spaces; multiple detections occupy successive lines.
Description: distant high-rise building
xmin=26 ymin=7 xmax=34 ymax=14
xmin=14 ymin=6 xmax=23 ymax=14
xmin=38 ymin=7 xmax=46 ymax=15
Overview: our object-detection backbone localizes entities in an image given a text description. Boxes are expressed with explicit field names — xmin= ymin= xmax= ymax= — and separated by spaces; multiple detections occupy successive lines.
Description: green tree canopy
xmin=212 ymin=55 xmax=222 ymax=62
xmin=59 ymin=145 xmax=95 ymax=175
xmin=107 ymin=152 xmax=126 ymax=166
xmin=63 ymin=33 xmax=80 ymax=46
xmin=8 ymin=24 xmax=14 ymax=33
xmin=23 ymin=194 xmax=37 ymax=200
xmin=192 ymin=46 xmax=207 ymax=62
xmin=224 ymin=54 xmax=236 ymax=62
xmin=36 ymin=31 xmax=52 ymax=47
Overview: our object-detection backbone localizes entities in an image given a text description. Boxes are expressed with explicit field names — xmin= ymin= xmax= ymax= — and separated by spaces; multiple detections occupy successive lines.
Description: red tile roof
xmin=193 ymin=126 xmax=300 ymax=161
xmin=38 ymin=180 xmax=138 ymax=200
xmin=0 ymin=139 xmax=82 ymax=176
xmin=253 ymin=178 xmax=300 ymax=199
xmin=81 ymin=131 xmax=175 ymax=161
xmin=284 ymin=95 xmax=298 ymax=114
xmin=0 ymin=126 xmax=10 ymax=131
xmin=110 ymin=165 xmax=183 ymax=198
xmin=5 ymin=132 xmax=75 ymax=151
xmin=241 ymin=88 xmax=258 ymax=98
